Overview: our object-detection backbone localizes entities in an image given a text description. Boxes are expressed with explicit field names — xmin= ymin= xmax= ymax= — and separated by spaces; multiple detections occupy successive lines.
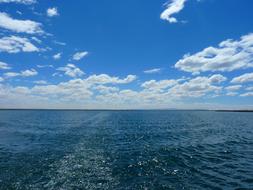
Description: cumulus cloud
xmin=33 ymin=80 xmax=48 ymax=85
xmin=21 ymin=69 xmax=38 ymax=77
xmin=3 ymin=72 xmax=19 ymax=78
xmin=30 ymin=82 xmax=92 ymax=100
xmin=141 ymin=79 xmax=178 ymax=92
xmin=0 ymin=72 xmax=245 ymax=109
xmin=0 ymin=36 xmax=39 ymax=53
xmin=167 ymin=75 xmax=225 ymax=98
xmin=143 ymin=68 xmax=161 ymax=74
xmin=4 ymin=69 xmax=38 ymax=78
xmin=175 ymin=33 xmax=253 ymax=73
xmin=47 ymin=7 xmax=59 ymax=17
xmin=246 ymin=86 xmax=253 ymax=91
xmin=226 ymin=92 xmax=238 ymax=96
xmin=31 ymin=74 xmax=136 ymax=100
xmin=231 ymin=73 xmax=253 ymax=84
xmin=95 ymin=75 xmax=226 ymax=107
xmin=33 ymin=74 xmax=136 ymax=98
xmin=209 ymin=74 xmax=227 ymax=83
xmin=53 ymin=53 xmax=61 ymax=60
xmin=57 ymin=64 xmax=84 ymax=78
xmin=93 ymin=74 xmax=224 ymax=106
xmin=86 ymin=74 xmax=137 ymax=84
xmin=0 ymin=61 xmax=11 ymax=70
xmin=240 ymin=92 xmax=253 ymax=97
xmin=72 ymin=51 xmax=88 ymax=61
xmin=0 ymin=74 xmax=137 ymax=105
xmin=160 ymin=0 xmax=187 ymax=23
xmin=225 ymin=85 xmax=242 ymax=91
xmin=93 ymin=85 xmax=119 ymax=94
xmin=0 ymin=12 xmax=43 ymax=34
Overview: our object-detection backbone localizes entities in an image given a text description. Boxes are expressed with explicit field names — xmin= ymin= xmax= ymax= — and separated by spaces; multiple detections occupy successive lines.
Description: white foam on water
xmin=31 ymin=112 xmax=119 ymax=189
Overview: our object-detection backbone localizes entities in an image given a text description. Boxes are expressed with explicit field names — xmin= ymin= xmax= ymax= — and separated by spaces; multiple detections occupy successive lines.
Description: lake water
xmin=0 ymin=110 xmax=252 ymax=189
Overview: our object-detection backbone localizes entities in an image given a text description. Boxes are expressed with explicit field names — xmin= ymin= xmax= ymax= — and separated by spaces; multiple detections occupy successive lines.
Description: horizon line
xmin=0 ymin=108 xmax=253 ymax=112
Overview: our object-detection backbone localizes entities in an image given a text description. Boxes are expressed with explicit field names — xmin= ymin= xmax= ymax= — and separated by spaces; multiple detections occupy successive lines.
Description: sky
xmin=0 ymin=0 xmax=253 ymax=109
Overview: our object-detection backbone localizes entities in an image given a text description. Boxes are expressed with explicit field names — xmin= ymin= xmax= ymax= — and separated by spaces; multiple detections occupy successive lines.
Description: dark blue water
xmin=0 ymin=110 xmax=253 ymax=190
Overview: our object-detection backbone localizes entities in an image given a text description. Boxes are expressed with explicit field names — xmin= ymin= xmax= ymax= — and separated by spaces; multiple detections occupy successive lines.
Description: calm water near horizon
xmin=0 ymin=110 xmax=252 ymax=189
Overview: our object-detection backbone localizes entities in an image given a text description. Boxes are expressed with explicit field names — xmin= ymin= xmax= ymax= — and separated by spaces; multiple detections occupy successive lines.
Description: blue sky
xmin=0 ymin=0 xmax=253 ymax=109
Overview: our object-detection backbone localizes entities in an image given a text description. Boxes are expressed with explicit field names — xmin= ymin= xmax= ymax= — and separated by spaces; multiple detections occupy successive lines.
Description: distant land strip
xmin=215 ymin=110 xmax=253 ymax=112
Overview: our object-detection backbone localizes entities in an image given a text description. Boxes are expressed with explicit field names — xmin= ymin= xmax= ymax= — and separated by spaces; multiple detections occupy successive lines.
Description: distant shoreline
xmin=214 ymin=110 xmax=253 ymax=112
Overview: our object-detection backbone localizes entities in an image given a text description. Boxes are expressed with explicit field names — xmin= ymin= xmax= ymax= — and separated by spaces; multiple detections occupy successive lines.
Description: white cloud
xmin=31 ymin=74 xmax=136 ymax=99
xmin=0 ymin=12 xmax=43 ymax=34
xmin=231 ymin=73 xmax=253 ymax=84
xmin=47 ymin=7 xmax=59 ymax=17
xmin=93 ymin=75 xmax=224 ymax=106
xmin=3 ymin=72 xmax=19 ymax=78
xmin=33 ymin=80 xmax=48 ymax=85
xmin=0 ymin=61 xmax=11 ymax=69
xmin=246 ymin=86 xmax=253 ymax=91
xmin=53 ymin=53 xmax=61 ymax=60
xmin=143 ymin=68 xmax=161 ymax=74
xmin=37 ymin=64 xmax=53 ymax=69
xmin=0 ymin=0 xmax=35 ymax=4
xmin=31 ymin=36 xmax=42 ymax=43
xmin=141 ymin=79 xmax=178 ymax=92
xmin=226 ymin=92 xmax=238 ymax=96
xmin=53 ymin=41 xmax=66 ymax=46
xmin=57 ymin=64 xmax=84 ymax=78
xmin=225 ymin=85 xmax=242 ymax=91
xmin=31 ymin=79 xmax=94 ymax=101
xmin=0 ymin=74 xmax=136 ymax=102
xmin=240 ymin=92 xmax=253 ymax=97
xmin=0 ymin=36 xmax=39 ymax=53
xmin=160 ymin=0 xmax=187 ymax=23
xmin=21 ymin=69 xmax=38 ymax=77
xmin=0 ymin=73 xmax=137 ymax=108
xmin=16 ymin=11 xmax=22 ymax=15
xmin=93 ymin=85 xmax=119 ymax=94
xmin=0 ymin=77 xmax=4 ymax=82
xmin=86 ymin=74 xmax=137 ymax=84
xmin=4 ymin=69 xmax=37 ymax=78
xmin=72 ymin=51 xmax=88 ymax=61
xmin=1 ymin=73 xmax=250 ymax=109
xmin=167 ymin=75 xmax=224 ymax=98
xmin=52 ymin=72 xmax=62 ymax=77
xmin=209 ymin=74 xmax=227 ymax=83
xmin=95 ymin=75 xmax=226 ymax=107
xmin=175 ymin=33 xmax=253 ymax=73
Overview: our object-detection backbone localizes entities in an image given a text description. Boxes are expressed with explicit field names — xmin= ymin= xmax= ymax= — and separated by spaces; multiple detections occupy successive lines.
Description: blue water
xmin=0 ymin=110 xmax=253 ymax=189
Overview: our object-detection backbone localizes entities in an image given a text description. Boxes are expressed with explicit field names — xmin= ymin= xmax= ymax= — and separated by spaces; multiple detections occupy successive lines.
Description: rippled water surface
xmin=0 ymin=110 xmax=253 ymax=189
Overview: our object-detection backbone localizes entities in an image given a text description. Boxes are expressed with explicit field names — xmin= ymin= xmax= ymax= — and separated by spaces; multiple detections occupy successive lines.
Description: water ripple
xmin=0 ymin=110 xmax=253 ymax=189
